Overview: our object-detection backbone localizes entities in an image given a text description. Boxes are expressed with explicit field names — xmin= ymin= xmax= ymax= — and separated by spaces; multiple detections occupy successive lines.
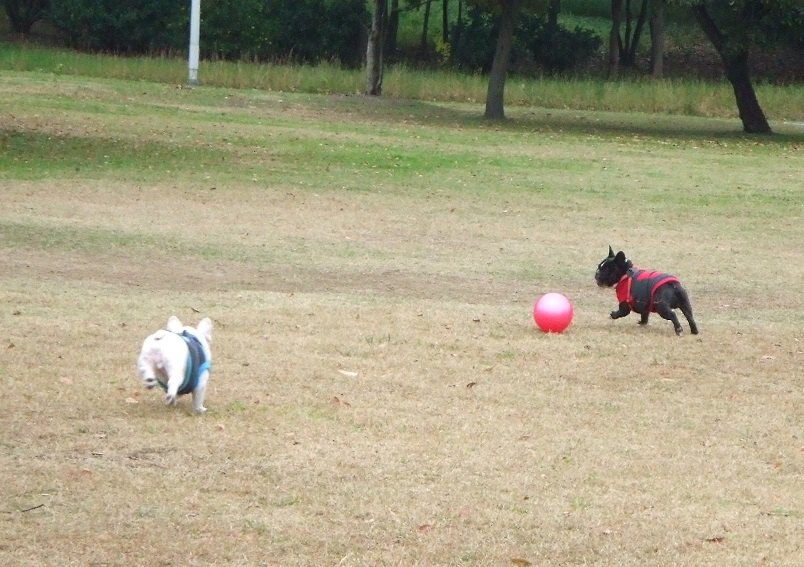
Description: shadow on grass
xmin=319 ymin=94 xmax=804 ymax=145
xmin=0 ymin=128 xmax=227 ymax=180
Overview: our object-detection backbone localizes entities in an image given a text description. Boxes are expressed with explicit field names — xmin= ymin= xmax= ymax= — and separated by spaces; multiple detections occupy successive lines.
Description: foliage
xmin=449 ymin=6 xmax=498 ymax=72
xmin=47 ymin=0 xmax=184 ymax=53
xmin=519 ymin=15 xmax=602 ymax=74
xmin=561 ymin=0 xmax=611 ymax=19
xmin=204 ymin=0 xmax=370 ymax=67
xmin=320 ymin=0 xmax=368 ymax=68
xmin=199 ymin=0 xmax=270 ymax=60
xmin=44 ymin=0 xmax=368 ymax=66
xmin=2 ymin=0 xmax=50 ymax=35
xmin=449 ymin=5 xmax=601 ymax=74
xmin=668 ymin=0 xmax=804 ymax=52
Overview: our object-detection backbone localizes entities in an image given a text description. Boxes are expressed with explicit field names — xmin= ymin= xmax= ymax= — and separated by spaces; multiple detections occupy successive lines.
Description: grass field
xmin=3 ymin=44 xmax=804 ymax=122
xmin=1 ymin=70 xmax=802 ymax=566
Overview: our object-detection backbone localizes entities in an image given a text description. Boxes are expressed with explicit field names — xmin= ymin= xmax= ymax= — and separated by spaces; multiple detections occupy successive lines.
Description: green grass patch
xmin=2 ymin=44 xmax=802 ymax=121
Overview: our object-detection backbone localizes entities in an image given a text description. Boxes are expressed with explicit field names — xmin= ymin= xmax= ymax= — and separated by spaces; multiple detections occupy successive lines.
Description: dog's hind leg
xmin=677 ymin=288 xmax=699 ymax=335
xmin=163 ymin=365 xmax=185 ymax=406
xmin=192 ymin=384 xmax=207 ymax=414
xmin=655 ymin=303 xmax=684 ymax=336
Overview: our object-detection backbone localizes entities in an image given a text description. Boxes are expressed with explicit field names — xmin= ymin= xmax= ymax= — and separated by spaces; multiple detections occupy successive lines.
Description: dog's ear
xmin=608 ymin=245 xmax=615 ymax=258
xmin=166 ymin=316 xmax=183 ymax=332
xmin=614 ymin=251 xmax=627 ymax=267
xmin=197 ymin=317 xmax=213 ymax=343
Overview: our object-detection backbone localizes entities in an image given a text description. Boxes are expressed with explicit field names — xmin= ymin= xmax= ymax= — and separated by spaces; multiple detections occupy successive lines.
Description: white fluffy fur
xmin=137 ymin=316 xmax=213 ymax=413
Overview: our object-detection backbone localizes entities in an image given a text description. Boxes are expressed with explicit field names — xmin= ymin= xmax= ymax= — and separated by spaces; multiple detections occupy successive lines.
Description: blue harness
xmin=156 ymin=331 xmax=210 ymax=396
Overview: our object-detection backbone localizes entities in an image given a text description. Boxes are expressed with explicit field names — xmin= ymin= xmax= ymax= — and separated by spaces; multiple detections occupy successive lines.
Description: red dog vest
xmin=615 ymin=268 xmax=679 ymax=313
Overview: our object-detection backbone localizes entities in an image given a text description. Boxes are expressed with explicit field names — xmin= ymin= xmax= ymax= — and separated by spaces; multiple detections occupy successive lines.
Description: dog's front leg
xmin=610 ymin=302 xmax=631 ymax=320
xmin=191 ymin=382 xmax=208 ymax=414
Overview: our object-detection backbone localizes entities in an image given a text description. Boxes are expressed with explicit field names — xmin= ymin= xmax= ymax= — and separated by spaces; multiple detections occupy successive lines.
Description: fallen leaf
xmin=332 ymin=396 xmax=351 ymax=407
xmin=704 ymin=536 xmax=724 ymax=544
xmin=417 ymin=524 xmax=433 ymax=533
xmin=338 ymin=370 xmax=358 ymax=378
xmin=466 ymin=382 xmax=477 ymax=389
xmin=511 ymin=559 xmax=532 ymax=566
xmin=125 ymin=397 xmax=139 ymax=404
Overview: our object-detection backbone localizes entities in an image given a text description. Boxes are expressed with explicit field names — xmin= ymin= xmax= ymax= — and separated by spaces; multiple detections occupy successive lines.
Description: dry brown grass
xmin=1 ymin=72 xmax=802 ymax=566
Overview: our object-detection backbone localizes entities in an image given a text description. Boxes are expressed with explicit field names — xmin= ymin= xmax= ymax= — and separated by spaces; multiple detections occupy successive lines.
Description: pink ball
xmin=533 ymin=292 xmax=574 ymax=333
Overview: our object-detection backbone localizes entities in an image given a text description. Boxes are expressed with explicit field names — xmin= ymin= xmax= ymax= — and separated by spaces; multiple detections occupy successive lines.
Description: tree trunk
xmin=649 ymin=0 xmax=665 ymax=78
xmin=627 ymin=0 xmax=648 ymax=66
xmin=420 ymin=0 xmax=432 ymax=58
xmin=484 ymin=0 xmax=521 ymax=120
xmin=608 ymin=0 xmax=623 ymax=79
xmin=725 ymin=54 xmax=771 ymax=133
xmin=385 ymin=0 xmax=399 ymax=57
xmin=366 ymin=0 xmax=386 ymax=95
xmin=623 ymin=0 xmax=632 ymax=64
xmin=692 ymin=5 xmax=771 ymax=134
xmin=442 ymin=0 xmax=449 ymax=44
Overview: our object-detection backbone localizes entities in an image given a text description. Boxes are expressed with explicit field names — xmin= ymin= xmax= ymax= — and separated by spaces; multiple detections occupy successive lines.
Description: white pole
xmin=188 ymin=0 xmax=201 ymax=86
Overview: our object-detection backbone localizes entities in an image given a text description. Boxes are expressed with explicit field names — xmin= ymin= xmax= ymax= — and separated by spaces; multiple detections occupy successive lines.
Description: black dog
xmin=595 ymin=246 xmax=698 ymax=336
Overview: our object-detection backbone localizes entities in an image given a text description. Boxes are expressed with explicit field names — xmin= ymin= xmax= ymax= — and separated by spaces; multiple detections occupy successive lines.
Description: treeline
xmin=2 ymin=0 xmax=601 ymax=74
xmin=6 ymin=0 xmax=370 ymax=67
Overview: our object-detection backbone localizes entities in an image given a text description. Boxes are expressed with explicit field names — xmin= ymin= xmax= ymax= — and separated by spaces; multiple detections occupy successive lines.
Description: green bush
xmin=200 ymin=0 xmax=270 ymax=60
xmin=448 ymin=7 xmax=601 ymax=75
xmin=448 ymin=6 xmax=497 ymax=73
xmin=48 ymin=0 xmax=184 ymax=53
xmin=519 ymin=16 xmax=602 ymax=74
xmin=45 ymin=0 xmax=368 ymax=66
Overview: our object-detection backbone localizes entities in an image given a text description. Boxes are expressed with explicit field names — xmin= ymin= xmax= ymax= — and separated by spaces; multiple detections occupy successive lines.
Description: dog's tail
xmin=677 ymin=286 xmax=699 ymax=335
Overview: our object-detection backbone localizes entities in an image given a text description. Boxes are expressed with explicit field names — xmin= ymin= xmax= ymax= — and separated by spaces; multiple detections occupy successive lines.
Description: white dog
xmin=137 ymin=316 xmax=213 ymax=413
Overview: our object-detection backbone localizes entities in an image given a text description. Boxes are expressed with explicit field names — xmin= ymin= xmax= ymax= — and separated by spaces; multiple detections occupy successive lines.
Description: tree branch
xmin=690 ymin=4 xmax=724 ymax=53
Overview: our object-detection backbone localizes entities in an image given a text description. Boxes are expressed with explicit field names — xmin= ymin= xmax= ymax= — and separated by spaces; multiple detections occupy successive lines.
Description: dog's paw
xmin=164 ymin=394 xmax=178 ymax=406
xmin=609 ymin=311 xmax=618 ymax=319
xmin=194 ymin=406 xmax=207 ymax=414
